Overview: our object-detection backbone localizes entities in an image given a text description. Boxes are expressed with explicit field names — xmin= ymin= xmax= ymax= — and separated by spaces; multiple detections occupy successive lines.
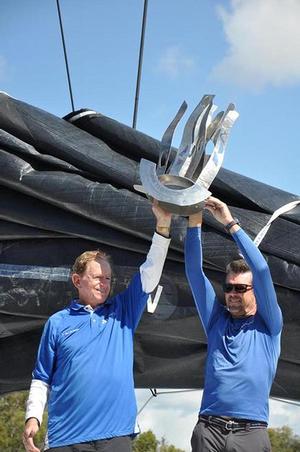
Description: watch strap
xmin=225 ymin=218 xmax=240 ymax=232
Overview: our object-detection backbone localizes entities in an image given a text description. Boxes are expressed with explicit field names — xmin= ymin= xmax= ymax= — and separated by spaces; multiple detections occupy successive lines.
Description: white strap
xmin=254 ymin=200 xmax=300 ymax=247
xmin=67 ymin=110 xmax=97 ymax=123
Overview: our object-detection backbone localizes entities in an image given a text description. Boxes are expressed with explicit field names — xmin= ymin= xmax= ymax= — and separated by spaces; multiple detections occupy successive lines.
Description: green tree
xmin=133 ymin=430 xmax=158 ymax=452
xmin=268 ymin=426 xmax=300 ymax=452
xmin=133 ymin=431 xmax=184 ymax=452
xmin=0 ymin=391 xmax=47 ymax=452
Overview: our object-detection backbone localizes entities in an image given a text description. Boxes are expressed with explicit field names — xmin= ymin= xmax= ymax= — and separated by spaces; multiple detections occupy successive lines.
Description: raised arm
xmin=122 ymin=201 xmax=171 ymax=329
xmin=205 ymin=196 xmax=282 ymax=335
xmin=139 ymin=200 xmax=171 ymax=294
xmin=185 ymin=211 xmax=220 ymax=334
xmin=232 ymin=229 xmax=282 ymax=335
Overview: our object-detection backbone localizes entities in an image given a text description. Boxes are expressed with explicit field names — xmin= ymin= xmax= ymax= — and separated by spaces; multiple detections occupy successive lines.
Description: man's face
xmin=224 ymin=271 xmax=257 ymax=318
xmin=71 ymin=259 xmax=112 ymax=308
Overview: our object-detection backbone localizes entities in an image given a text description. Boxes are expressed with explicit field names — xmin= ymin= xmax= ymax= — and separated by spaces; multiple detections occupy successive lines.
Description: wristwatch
xmin=225 ymin=218 xmax=240 ymax=232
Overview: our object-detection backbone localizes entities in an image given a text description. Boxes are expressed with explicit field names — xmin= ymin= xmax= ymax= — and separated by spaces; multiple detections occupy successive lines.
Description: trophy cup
xmin=134 ymin=95 xmax=239 ymax=215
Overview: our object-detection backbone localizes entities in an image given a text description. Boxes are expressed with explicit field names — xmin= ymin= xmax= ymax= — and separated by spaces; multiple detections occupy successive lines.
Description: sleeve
xmin=32 ymin=317 xmax=57 ymax=384
xmin=25 ymin=317 xmax=58 ymax=425
xmin=25 ymin=379 xmax=49 ymax=426
xmin=232 ymin=228 xmax=283 ymax=335
xmin=185 ymin=227 xmax=221 ymax=334
xmin=120 ymin=232 xmax=170 ymax=331
xmin=139 ymin=232 xmax=171 ymax=293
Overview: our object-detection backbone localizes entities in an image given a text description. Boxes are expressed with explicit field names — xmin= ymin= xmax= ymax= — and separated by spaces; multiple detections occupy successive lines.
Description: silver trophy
xmin=134 ymin=95 xmax=239 ymax=215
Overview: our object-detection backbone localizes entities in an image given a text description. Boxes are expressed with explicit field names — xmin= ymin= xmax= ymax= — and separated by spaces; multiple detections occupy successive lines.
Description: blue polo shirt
xmin=185 ymin=227 xmax=282 ymax=423
xmin=33 ymin=272 xmax=148 ymax=448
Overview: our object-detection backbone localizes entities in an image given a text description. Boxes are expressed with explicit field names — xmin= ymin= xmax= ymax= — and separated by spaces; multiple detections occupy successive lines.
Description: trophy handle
xmin=196 ymin=105 xmax=239 ymax=189
xmin=157 ymin=101 xmax=187 ymax=174
xmin=168 ymin=95 xmax=214 ymax=177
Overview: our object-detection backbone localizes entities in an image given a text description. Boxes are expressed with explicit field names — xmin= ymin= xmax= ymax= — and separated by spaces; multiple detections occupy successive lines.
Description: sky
xmin=1 ymin=0 xmax=300 ymax=450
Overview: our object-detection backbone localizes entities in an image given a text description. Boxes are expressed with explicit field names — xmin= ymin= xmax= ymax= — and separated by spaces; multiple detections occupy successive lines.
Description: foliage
xmin=133 ymin=430 xmax=158 ymax=451
xmin=0 ymin=391 xmax=47 ymax=452
xmin=268 ymin=425 xmax=300 ymax=452
xmin=133 ymin=431 xmax=184 ymax=452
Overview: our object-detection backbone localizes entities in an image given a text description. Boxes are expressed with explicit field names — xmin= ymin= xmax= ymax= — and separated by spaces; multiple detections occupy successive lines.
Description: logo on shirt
xmin=63 ymin=328 xmax=80 ymax=336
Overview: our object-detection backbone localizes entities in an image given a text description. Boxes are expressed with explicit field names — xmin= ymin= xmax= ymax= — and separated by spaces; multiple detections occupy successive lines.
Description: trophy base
xmin=155 ymin=199 xmax=205 ymax=216
xmin=134 ymin=174 xmax=208 ymax=215
xmin=155 ymin=174 xmax=206 ymax=215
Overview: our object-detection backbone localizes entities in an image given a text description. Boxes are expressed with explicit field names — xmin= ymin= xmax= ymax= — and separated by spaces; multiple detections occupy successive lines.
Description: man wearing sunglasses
xmin=185 ymin=196 xmax=282 ymax=452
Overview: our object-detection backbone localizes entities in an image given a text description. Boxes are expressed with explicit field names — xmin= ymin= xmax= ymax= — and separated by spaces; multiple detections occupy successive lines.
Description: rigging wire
xmin=137 ymin=388 xmax=200 ymax=415
xmin=132 ymin=0 xmax=148 ymax=129
xmin=271 ymin=397 xmax=300 ymax=407
xmin=137 ymin=390 xmax=300 ymax=416
xmin=56 ymin=0 xmax=75 ymax=112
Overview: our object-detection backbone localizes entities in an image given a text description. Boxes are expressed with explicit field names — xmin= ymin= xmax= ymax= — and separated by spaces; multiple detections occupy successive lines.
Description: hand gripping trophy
xmin=134 ymin=95 xmax=239 ymax=215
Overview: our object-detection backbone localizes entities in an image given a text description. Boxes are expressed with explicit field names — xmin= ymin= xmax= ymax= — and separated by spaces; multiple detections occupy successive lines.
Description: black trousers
xmin=47 ymin=435 xmax=132 ymax=452
xmin=191 ymin=417 xmax=271 ymax=452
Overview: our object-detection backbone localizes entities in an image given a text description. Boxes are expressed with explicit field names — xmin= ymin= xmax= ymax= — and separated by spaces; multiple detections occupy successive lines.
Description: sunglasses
xmin=223 ymin=283 xmax=253 ymax=293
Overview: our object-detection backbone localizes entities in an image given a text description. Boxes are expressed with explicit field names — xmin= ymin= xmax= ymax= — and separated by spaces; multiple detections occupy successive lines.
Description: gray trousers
xmin=191 ymin=418 xmax=271 ymax=452
xmin=47 ymin=436 xmax=132 ymax=452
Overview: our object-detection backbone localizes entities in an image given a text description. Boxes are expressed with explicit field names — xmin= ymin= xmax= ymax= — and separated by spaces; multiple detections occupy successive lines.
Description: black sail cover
xmin=0 ymin=92 xmax=299 ymax=400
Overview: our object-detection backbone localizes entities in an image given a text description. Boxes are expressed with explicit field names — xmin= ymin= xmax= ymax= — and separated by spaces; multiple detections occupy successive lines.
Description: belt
xmin=199 ymin=415 xmax=268 ymax=432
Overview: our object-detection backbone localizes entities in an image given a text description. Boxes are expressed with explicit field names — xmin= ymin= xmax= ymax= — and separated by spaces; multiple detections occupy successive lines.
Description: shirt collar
xmin=70 ymin=297 xmax=113 ymax=311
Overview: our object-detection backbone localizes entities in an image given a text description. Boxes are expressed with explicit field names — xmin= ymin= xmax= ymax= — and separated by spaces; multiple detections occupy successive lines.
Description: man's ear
xmin=72 ymin=273 xmax=81 ymax=289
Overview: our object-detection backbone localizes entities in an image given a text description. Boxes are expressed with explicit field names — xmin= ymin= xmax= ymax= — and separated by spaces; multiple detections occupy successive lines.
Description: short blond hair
xmin=72 ymin=250 xmax=112 ymax=275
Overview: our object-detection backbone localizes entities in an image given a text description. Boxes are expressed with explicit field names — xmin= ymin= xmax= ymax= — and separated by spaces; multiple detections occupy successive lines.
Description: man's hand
xmin=22 ymin=418 xmax=40 ymax=452
xmin=152 ymin=200 xmax=172 ymax=237
xmin=204 ymin=196 xmax=234 ymax=226
xmin=188 ymin=211 xmax=203 ymax=227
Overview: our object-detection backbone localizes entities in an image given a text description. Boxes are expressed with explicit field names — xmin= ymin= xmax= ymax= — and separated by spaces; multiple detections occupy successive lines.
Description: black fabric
xmin=0 ymin=92 xmax=299 ymax=401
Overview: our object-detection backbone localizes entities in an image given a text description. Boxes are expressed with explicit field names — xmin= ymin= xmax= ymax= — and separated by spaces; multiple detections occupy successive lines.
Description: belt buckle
xmin=225 ymin=420 xmax=234 ymax=431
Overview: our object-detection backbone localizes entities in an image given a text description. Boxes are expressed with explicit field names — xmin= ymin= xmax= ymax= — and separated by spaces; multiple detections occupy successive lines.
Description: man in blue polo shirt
xmin=185 ymin=196 xmax=282 ymax=452
xmin=23 ymin=201 xmax=172 ymax=452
